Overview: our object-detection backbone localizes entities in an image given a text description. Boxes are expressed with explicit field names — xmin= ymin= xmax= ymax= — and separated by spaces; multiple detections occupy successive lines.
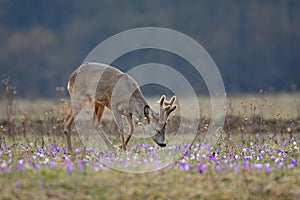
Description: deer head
xmin=143 ymin=95 xmax=177 ymax=147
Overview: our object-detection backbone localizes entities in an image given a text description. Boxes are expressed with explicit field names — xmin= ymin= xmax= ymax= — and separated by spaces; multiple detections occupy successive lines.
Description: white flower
xmin=1 ymin=161 xmax=7 ymax=168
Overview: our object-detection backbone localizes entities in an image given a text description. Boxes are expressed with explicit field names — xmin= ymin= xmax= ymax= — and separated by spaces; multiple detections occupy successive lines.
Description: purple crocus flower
xmin=197 ymin=163 xmax=203 ymax=174
xmin=233 ymin=163 xmax=240 ymax=172
xmin=78 ymin=160 xmax=84 ymax=169
xmin=75 ymin=148 xmax=80 ymax=154
xmin=277 ymin=148 xmax=283 ymax=153
xmin=39 ymin=181 xmax=44 ymax=188
xmin=66 ymin=162 xmax=74 ymax=172
xmin=46 ymin=161 xmax=56 ymax=168
xmin=8 ymin=150 xmax=12 ymax=159
xmin=270 ymin=155 xmax=276 ymax=161
xmin=243 ymin=161 xmax=250 ymax=170
xmin=244 ymin=155 xmax=253 ymax=161
xmin=254 ymin=163 xmax=263 ymax=170
xmin=282 ymin=140 xmax=287 ymax=147
xmin=93 ymin=162 xmax=101 ymax=171
xmin=33 ymin=163 xmax=40 ymax=170
xmin=290 ymin=159 xmax=297 ymax=166
xmin=265 ymin=149 xmax=271 ymax=154
xmin=61 ymin=155 xmax=66 ymax=161
xmin=276 ymin=162 xmax=284 ymax=170
xmin=265 ymin=163 xmax=271 ymax=173
xmin=15 ymin=182 xmax=20 ymax=189
xmin=215 ymin=165 xmax=223 ymax=171
xmin=234 ymin=154 xmax=239 ymax=160
xmin=180 ymin=159 xmax=190 ymax=171
xmin=1 ymin=161 xmax=7 ymax=171
xmin=183 ymin=149 xmax=189 ymax=157
xmin=16 ymin=160 xmax=24 ymax=170
xmin=27 ymin=158 xmax=33 ymax=164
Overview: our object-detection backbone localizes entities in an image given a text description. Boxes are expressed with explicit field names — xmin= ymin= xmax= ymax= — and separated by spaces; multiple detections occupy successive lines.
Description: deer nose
xmin=158 ymin=143 xmax=166 ymax=147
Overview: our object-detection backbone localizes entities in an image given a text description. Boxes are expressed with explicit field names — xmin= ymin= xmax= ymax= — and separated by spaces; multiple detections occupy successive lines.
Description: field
xmin=0 ymin=85 xmax=300 ymax=199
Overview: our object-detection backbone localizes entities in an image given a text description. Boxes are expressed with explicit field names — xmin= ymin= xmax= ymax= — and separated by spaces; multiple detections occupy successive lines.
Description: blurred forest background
xmin=0 ymin=0 xmax=299 ymax=97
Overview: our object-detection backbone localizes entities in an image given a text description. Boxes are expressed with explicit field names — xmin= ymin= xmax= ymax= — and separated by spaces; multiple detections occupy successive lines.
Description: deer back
xmin=67 ymin=62 xmax=147 ymax=118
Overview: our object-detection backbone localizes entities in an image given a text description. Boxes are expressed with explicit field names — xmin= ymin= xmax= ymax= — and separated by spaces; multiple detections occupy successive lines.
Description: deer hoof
xmin=118 ymin=144 xmax=127 ymax=151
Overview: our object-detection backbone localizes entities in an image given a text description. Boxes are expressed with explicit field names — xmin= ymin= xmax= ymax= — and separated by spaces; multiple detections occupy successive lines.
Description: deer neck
xmin=129 ymin=90 xmax=148 ymax=121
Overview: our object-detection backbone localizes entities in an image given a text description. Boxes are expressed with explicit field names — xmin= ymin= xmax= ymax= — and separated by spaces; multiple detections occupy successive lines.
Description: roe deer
xmin=64 ymin=62 xmax=177 ymax=152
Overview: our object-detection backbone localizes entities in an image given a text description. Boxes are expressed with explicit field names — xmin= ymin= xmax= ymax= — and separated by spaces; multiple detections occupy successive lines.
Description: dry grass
xmin=0 ymin=166 xmax=299 ymax=200
xmin=0 ymin=79 xmax=299 ymax=200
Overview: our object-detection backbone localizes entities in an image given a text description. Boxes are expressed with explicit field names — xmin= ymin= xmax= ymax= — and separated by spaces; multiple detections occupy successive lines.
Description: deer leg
xmin=94 ymin=101 xmax=115 ymax=150
xmin=121 ymin=128 xmax=126 ymax=150
xmin=125 ymin=114 xmax=134 ymax=146
xmin=64 ymin=109 xmax=74 ymax=153
xmin=93 ymin=102 xmax=103 ymax=127
xmin=117 ymin=116 xmax=128 ymax=151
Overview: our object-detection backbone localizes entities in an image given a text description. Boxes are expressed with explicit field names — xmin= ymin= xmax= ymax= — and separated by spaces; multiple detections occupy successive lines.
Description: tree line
xmin=0 ymin=0 xmax=299 ymax=97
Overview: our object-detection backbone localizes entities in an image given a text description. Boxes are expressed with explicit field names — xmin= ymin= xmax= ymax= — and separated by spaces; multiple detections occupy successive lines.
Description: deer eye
xmin=144 ymin=105 xmax=152 ymax=123
xmin=144 ymin=105 xmax=150 ymax=117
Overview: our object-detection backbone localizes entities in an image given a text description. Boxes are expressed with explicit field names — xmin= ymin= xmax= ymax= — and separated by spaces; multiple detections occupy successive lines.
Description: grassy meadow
xmin=0 ymin=82 xmax=299 ymax=199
